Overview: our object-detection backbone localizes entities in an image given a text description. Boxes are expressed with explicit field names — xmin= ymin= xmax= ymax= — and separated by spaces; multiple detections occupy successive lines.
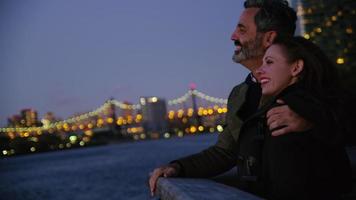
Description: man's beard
xmin=232 ymin=34 xmax=265 ymax=63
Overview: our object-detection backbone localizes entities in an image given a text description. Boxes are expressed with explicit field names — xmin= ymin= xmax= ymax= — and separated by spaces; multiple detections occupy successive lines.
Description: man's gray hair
xmin=244 ymin=0 xmax=297 ymax=37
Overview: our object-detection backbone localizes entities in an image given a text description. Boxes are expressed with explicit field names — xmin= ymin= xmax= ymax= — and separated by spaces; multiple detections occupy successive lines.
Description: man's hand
xmin=266 ymin=99 xmax=312 ymax=136
xmin=149 ymin=163 xmax=180 ymax=196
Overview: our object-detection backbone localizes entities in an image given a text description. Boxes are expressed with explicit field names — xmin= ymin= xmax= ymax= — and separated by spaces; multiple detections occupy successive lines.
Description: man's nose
xmin=231 ymin=29 xmax=239 ymax=41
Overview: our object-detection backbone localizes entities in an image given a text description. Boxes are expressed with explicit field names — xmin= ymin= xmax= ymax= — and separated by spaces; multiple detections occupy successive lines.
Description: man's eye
xmin=238 ymin=28 xmax=246 ymax=34
xmin=266 ymin=60 xmax=273 ymax=64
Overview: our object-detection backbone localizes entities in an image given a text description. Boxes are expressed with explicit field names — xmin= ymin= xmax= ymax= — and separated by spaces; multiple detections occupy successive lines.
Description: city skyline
xmin=0 ymin=0 xmax=248 ymax=126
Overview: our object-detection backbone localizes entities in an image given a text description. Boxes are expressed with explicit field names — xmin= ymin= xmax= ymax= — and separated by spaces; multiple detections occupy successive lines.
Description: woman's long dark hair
xmin=272 ymin=36 xmax=340 ymax=100
xmin=273 ymin=36 xmax=356 ymax=145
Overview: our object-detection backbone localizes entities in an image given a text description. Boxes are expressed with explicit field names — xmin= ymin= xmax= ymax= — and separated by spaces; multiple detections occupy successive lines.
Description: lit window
xmin=336 ymin=58 xmax=345 ymax=64
xmin=182 ymin=118 xmax=188 ymax=124
xmin=151 ymin=97 xmax=158 ymax=103
xmin=325 ymin=21 xmax=332 ymax=27
xmin=140 ymin=98 xmax=146 ymax=105
xmin=141 ymin=133 xmax=147 ymax=139
xmin=106 ymin=117 xmax=114 ymax=124
xmin=346 ymin=27 xmax=353 ymax=34
xmin=190 ymin=126 xmax=197 ymax=133
xmin=163 ymin=133 xmax=170 ymax=139
xmin=217 ymin=125 xmax=224 ymax=132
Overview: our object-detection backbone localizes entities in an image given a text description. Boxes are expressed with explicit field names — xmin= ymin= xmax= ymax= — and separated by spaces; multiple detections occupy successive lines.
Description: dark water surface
xmin=0 ymin=134 xmax=218 ymax=200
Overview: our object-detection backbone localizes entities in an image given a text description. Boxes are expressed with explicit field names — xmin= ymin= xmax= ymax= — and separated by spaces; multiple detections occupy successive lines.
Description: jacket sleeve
xmin=172 ymin=85 xmax=242 ymax=178
xmin=282 ymin=90 xmax=347 ymax=147
xmin=173 ymin=126 xmax=238 ymax=178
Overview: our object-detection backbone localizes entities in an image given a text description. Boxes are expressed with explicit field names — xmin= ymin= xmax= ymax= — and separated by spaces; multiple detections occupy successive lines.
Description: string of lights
xmin=167 ymin=90 xmax=228 ymax=105
xmin=168 ymin=91 xmax=191 ymax=106
xmin=109 ymin=99 xmax=141 ymax=110
xmin=0 ymin=89 xmax=227 ymax=133
xmin=191 ymin=90 xmax=228 ymax=105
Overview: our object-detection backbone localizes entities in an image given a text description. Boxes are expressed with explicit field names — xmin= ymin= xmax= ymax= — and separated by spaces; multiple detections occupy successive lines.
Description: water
xmin=0 ymin=134 xmax=218 ymax=200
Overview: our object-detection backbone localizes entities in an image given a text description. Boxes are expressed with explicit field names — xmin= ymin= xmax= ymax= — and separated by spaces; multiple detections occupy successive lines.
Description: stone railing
xmin=155 ymin=178 xmax=263 ymax=200
xmin=155 ymin=147 xmax=356 ymax=200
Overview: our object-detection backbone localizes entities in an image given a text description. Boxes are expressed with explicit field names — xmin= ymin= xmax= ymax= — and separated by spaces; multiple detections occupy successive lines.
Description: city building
xmin=41 ymin=112 xmax=57 ymax=129
xmin=7 ymin=115 xmax=22 ymax=128
xmin=21 ymin=109 xmax=40 ymax=127
xmin=140 ymin=97 xmax=168 ymax=135
xmin=295 ymin=0 xmax=356 ymax=85
xmin=288 ymin=0 xmax=305 ymax=36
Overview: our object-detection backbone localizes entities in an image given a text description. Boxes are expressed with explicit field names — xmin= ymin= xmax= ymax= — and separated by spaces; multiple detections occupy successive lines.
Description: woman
xmin=242 ymin=36 xmax=352 ymax=199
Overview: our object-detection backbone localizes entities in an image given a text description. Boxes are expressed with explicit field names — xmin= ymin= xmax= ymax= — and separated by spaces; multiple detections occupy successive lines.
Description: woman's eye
xmin=266 ymin=60 xmax=273 ymax=64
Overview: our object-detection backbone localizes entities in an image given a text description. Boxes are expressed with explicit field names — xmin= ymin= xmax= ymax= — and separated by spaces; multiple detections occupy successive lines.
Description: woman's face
xmin=256 ymin=44 xmax=301 ymax=96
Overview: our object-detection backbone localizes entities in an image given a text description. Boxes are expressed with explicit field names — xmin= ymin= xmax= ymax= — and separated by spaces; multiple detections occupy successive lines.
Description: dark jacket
xmin=243 ymin=84 xmax=352 ymax=199
xmin=174 ymin=81 xmax=352 ymax=198
xmin=174 ymin=82 xmax=249 ymax=178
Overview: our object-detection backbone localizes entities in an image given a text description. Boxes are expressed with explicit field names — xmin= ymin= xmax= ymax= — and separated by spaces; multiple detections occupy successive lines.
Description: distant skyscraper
xmin=43 ymin=112 xmax=56 ymax=122
xmin=7 ymin=115 xmax=22 ymax=128
xmin=41 ymin=112 xmax=56 ymax=129
xmin=297 ymin=0 xmax=356 ymax=78
xmin=140 ymin=97 xmax=167 ymax=134
xmin=288 ymin=0 xmax=305 ymax=36
xmin=21 ymin=109 xmax=39 ymax=127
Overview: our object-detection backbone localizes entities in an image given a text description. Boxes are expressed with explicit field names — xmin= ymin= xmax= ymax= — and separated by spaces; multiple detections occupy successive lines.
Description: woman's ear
xmin=291 ymin=59 xmax=304 ymax=77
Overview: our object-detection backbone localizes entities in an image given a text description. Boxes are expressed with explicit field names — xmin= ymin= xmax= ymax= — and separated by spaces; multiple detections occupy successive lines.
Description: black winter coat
xmin=174 ymin=82 xmax=352 ymax=199
xmin=241 ymin=84 xmax=352 ymax=199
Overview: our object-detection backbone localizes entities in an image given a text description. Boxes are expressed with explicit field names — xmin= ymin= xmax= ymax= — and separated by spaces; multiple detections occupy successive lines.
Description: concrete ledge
xmin=156 ymin=178 xmax=264 ymax=200
xmin=155 ymin=148 xmax=356 ymax=200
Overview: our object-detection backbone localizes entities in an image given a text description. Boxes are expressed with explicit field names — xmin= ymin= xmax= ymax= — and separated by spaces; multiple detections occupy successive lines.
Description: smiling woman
xmin=245 ymin=36 xmax=352 ymax=199
xmin=257 ymin=36 xmax=340 ymax=98
xmin=258 ymin=44 xmax=302 ymax=96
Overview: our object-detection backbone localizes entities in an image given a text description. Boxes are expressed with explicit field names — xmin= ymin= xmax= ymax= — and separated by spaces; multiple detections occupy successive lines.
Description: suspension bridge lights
xmin=189 ymin=83 xmax=202 ymax=127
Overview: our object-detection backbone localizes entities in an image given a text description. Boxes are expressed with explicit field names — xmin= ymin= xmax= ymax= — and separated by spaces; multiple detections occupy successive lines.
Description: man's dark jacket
xmin=174 ymin=82 xmax=250 ymax=177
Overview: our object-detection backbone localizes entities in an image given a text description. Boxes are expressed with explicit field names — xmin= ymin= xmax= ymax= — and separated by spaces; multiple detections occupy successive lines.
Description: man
xmin=149 ymin=0 xmax=311 ymax=196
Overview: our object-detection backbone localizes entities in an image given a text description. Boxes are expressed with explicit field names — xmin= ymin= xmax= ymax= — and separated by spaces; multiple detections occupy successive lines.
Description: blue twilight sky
xmin=0 ymin=0 xmax=248 ymax=126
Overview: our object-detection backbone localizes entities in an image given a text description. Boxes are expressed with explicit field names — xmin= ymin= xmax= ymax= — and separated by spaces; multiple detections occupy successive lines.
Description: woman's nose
xmin=254 ymin=65 xmax=265 ymax=81
xmin=255 ymin=65 xmax=265 ymax=75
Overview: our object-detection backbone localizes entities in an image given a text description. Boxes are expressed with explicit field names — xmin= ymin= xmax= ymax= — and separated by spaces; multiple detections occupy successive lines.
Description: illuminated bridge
xmin=0 ymin=88 xmax=228 ymax=156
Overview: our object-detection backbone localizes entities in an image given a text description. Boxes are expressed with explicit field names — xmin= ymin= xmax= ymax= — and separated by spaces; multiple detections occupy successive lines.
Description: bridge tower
xmin=106 ymin=98 xmax=121 ymax=136
xmin=189 ymin=83 xmax=201 ymax=126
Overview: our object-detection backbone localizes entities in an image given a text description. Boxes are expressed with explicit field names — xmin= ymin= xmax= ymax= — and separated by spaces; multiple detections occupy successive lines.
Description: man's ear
xmin=262 ymin=31 xmax=277 ymax=48
xmin=291 ymin=59 xmax=304 ymax=77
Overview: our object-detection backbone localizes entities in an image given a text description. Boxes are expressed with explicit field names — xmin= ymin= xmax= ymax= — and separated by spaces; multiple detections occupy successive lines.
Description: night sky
xmin=0 ymin=0 xmax=248 ymax=126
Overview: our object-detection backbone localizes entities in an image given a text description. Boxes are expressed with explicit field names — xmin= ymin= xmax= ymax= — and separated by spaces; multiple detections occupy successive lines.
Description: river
xmin=0 ymin=133 xmax=218 ymax=200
